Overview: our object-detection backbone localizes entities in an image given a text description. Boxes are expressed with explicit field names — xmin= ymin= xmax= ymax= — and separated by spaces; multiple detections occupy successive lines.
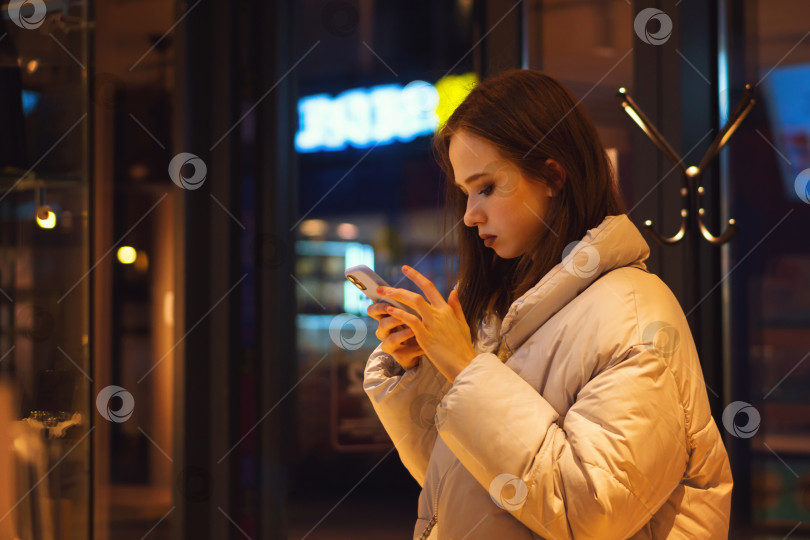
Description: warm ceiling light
xmin=300 ymin=219 xmax=328 ymax=237
xmin=117 ymin=246 xmax=137 ymax=264
xmin=35 ymin=206 xmax=56 ymax=229
xmin=336 ymin=222 xmax=358 ymax=240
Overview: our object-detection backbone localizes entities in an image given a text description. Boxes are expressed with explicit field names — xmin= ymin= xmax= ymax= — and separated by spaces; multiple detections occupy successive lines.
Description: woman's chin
xmin=494 ymin=246 xmax=519 ymax=260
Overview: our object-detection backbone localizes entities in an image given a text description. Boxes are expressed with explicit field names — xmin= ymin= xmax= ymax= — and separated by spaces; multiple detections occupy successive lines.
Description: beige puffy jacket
xmin=363 ymin=214 xmax=732 ymax=539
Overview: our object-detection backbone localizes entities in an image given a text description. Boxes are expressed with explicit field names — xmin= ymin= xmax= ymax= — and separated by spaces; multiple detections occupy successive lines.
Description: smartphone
xmin=344 ymin=264 xmax=421 ymax=319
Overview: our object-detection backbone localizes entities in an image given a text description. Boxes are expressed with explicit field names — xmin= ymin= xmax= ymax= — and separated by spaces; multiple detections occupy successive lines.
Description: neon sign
xmin=295 ymin=73 xmax=477 ymax=153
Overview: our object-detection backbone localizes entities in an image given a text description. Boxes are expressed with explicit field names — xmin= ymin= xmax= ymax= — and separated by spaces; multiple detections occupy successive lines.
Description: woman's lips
xmin=484 ymin=236 xmax=496 ymax=247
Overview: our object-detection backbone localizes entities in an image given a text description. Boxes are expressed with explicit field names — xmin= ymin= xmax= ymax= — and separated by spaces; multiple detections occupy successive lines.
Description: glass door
xmin=289 ymin=1 xmax=480 ymax=536
xmin=725 ymin=1 xmax=810 ymax=537
xmin=0 ymin=0 xmax=92 ymax=538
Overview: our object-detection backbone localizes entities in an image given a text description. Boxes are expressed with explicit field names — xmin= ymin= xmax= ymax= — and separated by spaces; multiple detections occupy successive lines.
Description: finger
xmin=380 ymin=330 xmax=404 ymax=354
xmin=396 ymin=345 xmax=424 ymax=365
xmin=394 ymin=336 xmax=425 ymax=358
xmin=375 ymin=318 xmax=394 ymax=341
xmin=392 ymin=348 xmax=423 ymax=371
xmin=376 ymin=286 xmax=427 ymax=314
xmin=449 ymin=289 xmax=465 ymax=321
xmin=375 ymin=313 xmax=407 ymax=341
xmin=400 ymin=265 xmax=445 ymax=306
xmin=367 ymin=302 xmax=392 ymax=320
xmin=379 ymin=316 xmax=407 ymax=336
xmin=381 ymin=327 xmax=418 ymax=356
xmin=384 ymin=305 xmax=421 ymax=332
xmin=389 ymin=325 xmax=415 ymax=345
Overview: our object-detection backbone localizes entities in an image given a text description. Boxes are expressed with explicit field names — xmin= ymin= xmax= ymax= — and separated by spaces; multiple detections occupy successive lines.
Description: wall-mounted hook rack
xmin=617 ymin=85 xmax=756 ymax=246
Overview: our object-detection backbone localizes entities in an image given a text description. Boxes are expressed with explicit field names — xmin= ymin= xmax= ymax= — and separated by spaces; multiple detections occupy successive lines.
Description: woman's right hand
xmin=367 ymin=302 xmax=425 ymax=370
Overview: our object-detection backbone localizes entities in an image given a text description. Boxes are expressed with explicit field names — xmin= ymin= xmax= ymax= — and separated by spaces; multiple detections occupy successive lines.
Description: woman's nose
xmin=463 ymin=198 xmax=484 ymax=227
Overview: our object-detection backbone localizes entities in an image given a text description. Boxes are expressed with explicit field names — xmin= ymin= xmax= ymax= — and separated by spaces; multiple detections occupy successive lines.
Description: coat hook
xmin=617 ymin=86 xmax=755 ymax=247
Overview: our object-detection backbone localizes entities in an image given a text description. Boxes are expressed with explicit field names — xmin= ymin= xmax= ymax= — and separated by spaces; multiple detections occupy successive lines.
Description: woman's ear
xmin=544 ymin=158 xmax=567 ymax=195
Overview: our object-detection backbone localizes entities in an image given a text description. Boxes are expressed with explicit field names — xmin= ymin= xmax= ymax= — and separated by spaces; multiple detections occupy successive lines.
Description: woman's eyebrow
xmin=454 ymin=172 xmax=489 ymax=186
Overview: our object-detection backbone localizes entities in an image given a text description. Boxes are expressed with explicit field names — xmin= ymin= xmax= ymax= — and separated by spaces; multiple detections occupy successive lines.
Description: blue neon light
xmin=295 ymin=80 xmax=439 ymax=153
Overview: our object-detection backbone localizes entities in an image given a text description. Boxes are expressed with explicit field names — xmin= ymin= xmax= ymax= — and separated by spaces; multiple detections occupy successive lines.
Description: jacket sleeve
xmin=363 ymin=343 xmax=453 ymax=487
xmin=436 ymin=346 xmax=688 ymax=539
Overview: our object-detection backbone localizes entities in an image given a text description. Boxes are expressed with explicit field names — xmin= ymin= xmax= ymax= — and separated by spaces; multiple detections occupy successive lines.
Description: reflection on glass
xmin=289 ymin=0 xmax=479 ymax=535
xmin=0 ymin=1 xmax=91 ymax=537
xmin=728 ymin=1 xmax=810 ymax=536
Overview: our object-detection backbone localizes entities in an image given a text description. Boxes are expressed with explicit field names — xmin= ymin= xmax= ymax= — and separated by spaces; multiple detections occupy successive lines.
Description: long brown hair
xmin=433 ymin=69 xmax=626 ymax=344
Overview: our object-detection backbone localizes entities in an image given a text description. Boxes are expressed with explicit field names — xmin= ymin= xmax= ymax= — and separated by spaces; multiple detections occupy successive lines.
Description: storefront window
xmin=528 ymin=0 xmax=635 ymax=212
xmin=0 ymin=2 xmax=92 ymax=537
xmin=727 ymin=1 xmax=810 ymax=536
xmin=92 ymin=1 xmax=177 ymax=538
xmin=290 ymin=0 xmax=478 ymax=535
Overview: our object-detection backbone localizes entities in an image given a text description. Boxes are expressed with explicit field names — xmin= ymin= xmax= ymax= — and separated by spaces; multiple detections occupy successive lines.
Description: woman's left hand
xmin=376 ymin=265 xmax=477 ymax=383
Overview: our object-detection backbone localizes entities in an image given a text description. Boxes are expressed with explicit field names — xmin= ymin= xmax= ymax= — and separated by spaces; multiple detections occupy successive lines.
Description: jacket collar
xmin=476 ymin=214 xmax=650 ymax=360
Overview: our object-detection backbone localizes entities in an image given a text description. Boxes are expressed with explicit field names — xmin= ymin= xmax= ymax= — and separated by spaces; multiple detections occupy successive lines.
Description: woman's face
xmin=449 ymin=129 xmax=555 ymax=259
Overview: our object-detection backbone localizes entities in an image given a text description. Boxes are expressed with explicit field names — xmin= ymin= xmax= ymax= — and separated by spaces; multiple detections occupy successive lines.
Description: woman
xmin=363 ymin=69 xmax=732 ymax=539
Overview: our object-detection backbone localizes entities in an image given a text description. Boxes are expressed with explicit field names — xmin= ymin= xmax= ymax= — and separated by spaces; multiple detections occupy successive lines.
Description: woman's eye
xmin=478 ymin=184 xmax=494 ymax=196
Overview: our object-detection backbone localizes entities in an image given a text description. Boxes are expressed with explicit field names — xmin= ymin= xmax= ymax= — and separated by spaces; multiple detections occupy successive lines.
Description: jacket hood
xmin=477 ymin=214 xmax=650 ymax=359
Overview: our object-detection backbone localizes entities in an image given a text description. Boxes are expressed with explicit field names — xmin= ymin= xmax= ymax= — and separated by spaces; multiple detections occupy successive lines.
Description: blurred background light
xmin=117 ymin=246 xmax=137 ymax=264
